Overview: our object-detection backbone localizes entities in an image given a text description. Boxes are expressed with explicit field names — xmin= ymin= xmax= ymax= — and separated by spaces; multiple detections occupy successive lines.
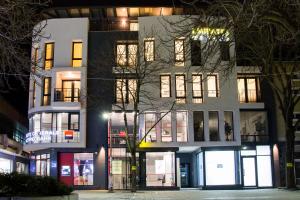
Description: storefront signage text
xmin=25 ymin=131 xmax=60 ymax=144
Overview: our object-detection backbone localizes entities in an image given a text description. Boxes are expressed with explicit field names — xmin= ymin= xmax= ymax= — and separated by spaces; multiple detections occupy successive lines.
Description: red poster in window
xmin=64 ymin=130 xmax=74 ymax=140
xmin=119 ymin=131 xmax=126 ymax=137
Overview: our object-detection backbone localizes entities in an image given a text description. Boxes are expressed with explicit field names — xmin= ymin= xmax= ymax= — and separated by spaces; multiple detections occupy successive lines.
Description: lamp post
xmin=103 ymin=112 xmax=113 ymax=192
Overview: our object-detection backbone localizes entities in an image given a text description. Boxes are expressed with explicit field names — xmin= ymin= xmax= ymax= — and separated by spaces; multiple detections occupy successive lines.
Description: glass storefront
xmin=0 ymin=158 xmax=13 ymax=173
xmin=74 ymin=153 xmax=94 ymax=185
xmin=146 ymin=152 xmax=175 ymax=187
xmin=35 ymin=154 xmax=50 ymax=176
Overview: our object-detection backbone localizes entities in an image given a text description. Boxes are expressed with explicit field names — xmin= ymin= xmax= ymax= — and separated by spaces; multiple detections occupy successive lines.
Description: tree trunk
xmin=131 ymin=152 xmax=137 ymax=192
xmin=285 ymin=127 xmax=296 ymax=189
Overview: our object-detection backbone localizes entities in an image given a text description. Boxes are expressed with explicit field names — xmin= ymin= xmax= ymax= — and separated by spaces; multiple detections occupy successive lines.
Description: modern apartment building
xmin=24 ymin=2 xmax=281 ymax=190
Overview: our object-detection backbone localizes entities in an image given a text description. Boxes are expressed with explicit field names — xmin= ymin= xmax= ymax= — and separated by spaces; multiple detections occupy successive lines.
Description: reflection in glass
xmin=224 ymin=111 xmax=234 ymax=141
xmin=74 ymin=153 xmax=94 ymax=185
xmin=145 ymin=113 xmax=157 ymax=142
xmin=194 ymin=111 xmax=204 ymax=141
xmin=176 ymin=112 xmax=187 ymax=142
xmin=161 ymin=112 xmax=172 ymax=142
xmin=209 ymin=111 xmax=219 ymax=141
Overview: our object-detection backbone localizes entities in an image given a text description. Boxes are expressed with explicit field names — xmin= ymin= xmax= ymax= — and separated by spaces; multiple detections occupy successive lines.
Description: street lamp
xmin=103 ymin=112 xmax=113 ymax=192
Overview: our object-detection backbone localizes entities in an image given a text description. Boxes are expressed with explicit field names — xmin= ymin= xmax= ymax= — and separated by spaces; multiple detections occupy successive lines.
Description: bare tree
xmin=0 ymin=0 xmax=48 ymax=90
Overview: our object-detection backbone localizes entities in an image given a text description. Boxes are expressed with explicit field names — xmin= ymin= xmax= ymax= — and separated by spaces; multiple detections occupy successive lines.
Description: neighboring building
xmin=0 ymin=96 xmax=29 ymax=174
xmin=25 ymin=3 xmax=278 ymax=189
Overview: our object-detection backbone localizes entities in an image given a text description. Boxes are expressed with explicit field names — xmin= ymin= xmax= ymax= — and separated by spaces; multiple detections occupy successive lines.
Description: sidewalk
xmin=76 ymin=189 xmax=300 ymax=200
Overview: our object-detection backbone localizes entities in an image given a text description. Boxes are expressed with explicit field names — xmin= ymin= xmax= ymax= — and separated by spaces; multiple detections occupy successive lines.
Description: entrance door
xmin=180 ymin=163 xmax=190 ymax=187
xmin=242 ymin=157 xmax=257 ymax=187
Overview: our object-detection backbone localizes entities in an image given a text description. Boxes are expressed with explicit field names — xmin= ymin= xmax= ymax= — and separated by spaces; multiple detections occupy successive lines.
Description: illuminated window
xmin=44 ymin=43 xmax=54 ymax=70
xmin=145 ymin=112 xmax=157 ymax=142
xmin=192 ymin=75 xmax=203 ymax=103
xmin=144 ymin=38 xmax=154 ymax=61
xmin=174 ymin=38 xmax=185 ymax=66
xmin=176 ymin=111 xmax=188 ymax=142
xmin=32 ymin=47 xmax=39 ymax=72
xmin=175 ymin=75 xmax=186 ymax=103
xmin=74 ymin=153 xmax=94 ymax=185
xmin=207 ymin=75 xmax=219 ymax=97
xmin=32 ymin=81 xmax=36 ymax=108
xmin=130 ymin=22 xmax=139 ymax=31
xmin=42 ymin=77 xmax=51 ymax=106
xmin=72 ymin=42 xmax=82 ymax=67
xmin=237 ymin=76 xmax=260 ymax=103
xmin=224 ymin=111 xmax=234 ymax=141
xmin=115 ymin=78 xmax=137 ymax=103
xmin=35 ymin=154 xmax=50 ymax=176
xmin=160 ymin=75 xmax=171 ymax=97
xmin=194 ymin=111 xmax=204 ymax=141
xmin=161 ymin=112 xmax=172 ymax=142
xmin=209 ymin=111 xmax=219 ymax=141
xmin=116 ymin=42 xmax=138 ymax=67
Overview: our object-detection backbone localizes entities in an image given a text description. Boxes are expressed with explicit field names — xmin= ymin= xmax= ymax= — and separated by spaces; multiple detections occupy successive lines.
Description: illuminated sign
xmin=64 ymin=130 xmax=74 ymax=140
xmin=192 ymin=27 xmax=229 ymax=41
xmin=25 ymin=131 xmax=59 ymax=144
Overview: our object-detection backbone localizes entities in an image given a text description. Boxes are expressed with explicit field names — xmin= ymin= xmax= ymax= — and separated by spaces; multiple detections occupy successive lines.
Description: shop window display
xmin=74 ymin=153 xmax=94 ymax=185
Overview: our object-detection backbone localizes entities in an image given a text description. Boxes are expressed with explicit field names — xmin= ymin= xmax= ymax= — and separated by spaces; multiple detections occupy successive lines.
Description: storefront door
xmin=242 ymin=157 xmax=257 ymax=187
xmin=180 ymin=163 xmax=190 ymax=187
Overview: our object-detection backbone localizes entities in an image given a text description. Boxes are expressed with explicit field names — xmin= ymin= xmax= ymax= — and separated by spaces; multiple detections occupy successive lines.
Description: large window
xmin=145 ymin=113 xmax=157 ymax=142
xmin=54 ymin=80 xmax=80 ymax=102
xmin=74 ymin=153 xmax=93 ymax=185
xmin=27 ymin=112 xmax=80 ymax=144
xmin=35 ymin=154 xmax=50 ymax=176
xmin=207 ymin=75 xmax=219 ymax=97
xmin=115 ymin=79 xmax=137 ymax=103
xmin=72 ymin=42 xmax=83 ymax=67
xmin=194 ymin=111 xmax=204 ymax=141
xmin=146 ymin=152 xmax=175 ymax=187
xmin=116 ymin=42 xmax=138 ymax=67
xmin=44 ymin=42 xmax=54 ymax=70
xmin=174 ymin=38 xmax=185 ymax=66
xmin=237 ymin=76 xmax=260 ymax=102
xmin=209 ymin=111 xmax=219 ymax=141
xmin=240 ymin=111 xmax=268 ymax=142
xmin=160 ymin=75 xmax=171 ymax=98
xmin=144 ymin=38 xmax=154 ymax=62
xmin=224 ymin=111 xmax=234 ymax=141
xmin=205 ymin=151 xmax=236 ymax=185
xmin=192 ymin=75 xmax=203 ymax=103
xmin=175 ymin=75 xmax=186 ymax=103
xmin=32 ymin=47 xmax=39 ymax=72
xmin=176 ymin=111 xmax=188 ymax=142
xmin=42 ymin=77 xmax=51 ymax=106
xmin=0 ymin=158 xmax=13 ymax=173
xmin=161 ymin=112 xmax=172 ymax=142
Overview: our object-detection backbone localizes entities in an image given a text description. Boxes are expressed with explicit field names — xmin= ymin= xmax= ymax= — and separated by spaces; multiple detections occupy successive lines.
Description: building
xmin=25 ymin=2 xmax=280 ymax=189
xmin=0 ymin=96 xmax=29 ymax=174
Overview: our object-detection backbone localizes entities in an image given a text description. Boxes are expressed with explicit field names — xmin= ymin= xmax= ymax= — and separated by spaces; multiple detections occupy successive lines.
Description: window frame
xmin=175 ymin=74 xmax=186 ymax=100
xmin=115 ymin=78 xmax=137 ymax=104
xmin=174 ymin=38 xmax=185 ymax=66
xmin=207 ymin=74 xmax=219 ymax=97
xmin=144 ymin=38 xmax=155 ymax=62
xmin=44 ymin=42 xmax=54 ymax=70
xmin=237 ymin=75 xmax=260 ymax=103
xmin=42 ymin=77 xmax=51 ymax=106
xmin=160 ymin=75 xmax=171 ymax=98
xmin=192 ymin=74 xmax=203 ymax=101
xmin=115 ymin=41 xmax=138 ymax=67
xmin=71 ymin=41 xmax=83 ymax=67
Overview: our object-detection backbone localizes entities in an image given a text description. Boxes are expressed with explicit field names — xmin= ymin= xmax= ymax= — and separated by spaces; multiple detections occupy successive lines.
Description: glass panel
xmin=146 ymin=152 xmax=175 ymax=186
xmin=144 ymin=39 xmax=154 ymax=61
xmin=117 ymin=44 xmax=127 ymax=66
xmin=128 ymin=44 xmax=137 ymax=67
xmin=224 ymin=111 xmax=234 ymax=141
xmin=247 ymin=78 xmax=257 ymax=102
xmin=176 ymin=111 xmax=187 ymax=142
xmin=237 ymin=78 xmax=246 ymax=102
xmin=207 ymin=75 xmax=218 ymax=97
xmin=45 ymin=43 xmax=53 ymax=59
xmin=33 ymin=114 xmax=41 ymax=132
xmin=257 ymin=156 xmax=272 ymax=187
xmin=41 ymin=113 xmax=52 ymax=131
xmin=0 ymin=158 xmax=13 ymax=173
xmin=145 ymin=113 xmax=157 ymax=142
xmin=160 ymin=76 xmax=170 ymax=97
xmin=194 ymin=111 xmax=204 ymax=141
xmin=72 ymin=60 xmax=82 ymax=67
xmin=209 ymin=111 xmax=219 ymax=141
xmin=128 ymin=79 xmax=137 ymax=103
xmin=240 ymin=150 xmax=256 ymax=156
xmin=70 ymin=114 xmax=79 ymax=130
xmin=240 ymin=111 xmax=268 ymax=142
xmin=205 ymin=151 xmax=236 ymax=185
xmin=175 ymin=39 xmax=184 ymax=66
xmin=176 ymin=75 xmax=185 ymax=98
xmin=192 ymin=75 xmax=202 ymax=97
xmin=243 ymin=157 xmax=256 ymax=186
xmin=130 ymin=22 xmax=139 ymax=31
xmin=74 ymin=153 xmax=94 ymax=185
xmin=116 ymin=79 xmax=127 ymax=103
xmin=256 ymin=145 xmax=271 ymax=155
xmin=161 ymin=112 xmax=172 ymax=142
xmin=73 ymin=42 xmax=82 ymax=59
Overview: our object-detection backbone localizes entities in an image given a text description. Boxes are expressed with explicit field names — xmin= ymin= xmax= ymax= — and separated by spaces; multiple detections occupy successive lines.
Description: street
xmin=77 ymin=189 xmax=300 ymax=200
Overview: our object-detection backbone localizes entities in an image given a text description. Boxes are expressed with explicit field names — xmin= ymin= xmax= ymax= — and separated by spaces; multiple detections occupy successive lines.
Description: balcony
xmin=238 ymin=89 xmax=261 ymax=103
xmin=54 ymin=88 xmax=80 ymax=102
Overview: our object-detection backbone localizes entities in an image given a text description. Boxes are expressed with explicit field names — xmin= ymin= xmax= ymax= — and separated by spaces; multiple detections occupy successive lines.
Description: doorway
xmin=242 ymin=157 xmax=257 ymax=187
xmin=180 ymin=163 xmax=190 ymax=187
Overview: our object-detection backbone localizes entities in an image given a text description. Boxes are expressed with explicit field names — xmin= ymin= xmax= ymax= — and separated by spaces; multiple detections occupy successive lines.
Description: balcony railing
xmin=54 ymin=88 xmax=80 ymax=102
xmin=238 ymin=89 xmax=261 ymax=103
